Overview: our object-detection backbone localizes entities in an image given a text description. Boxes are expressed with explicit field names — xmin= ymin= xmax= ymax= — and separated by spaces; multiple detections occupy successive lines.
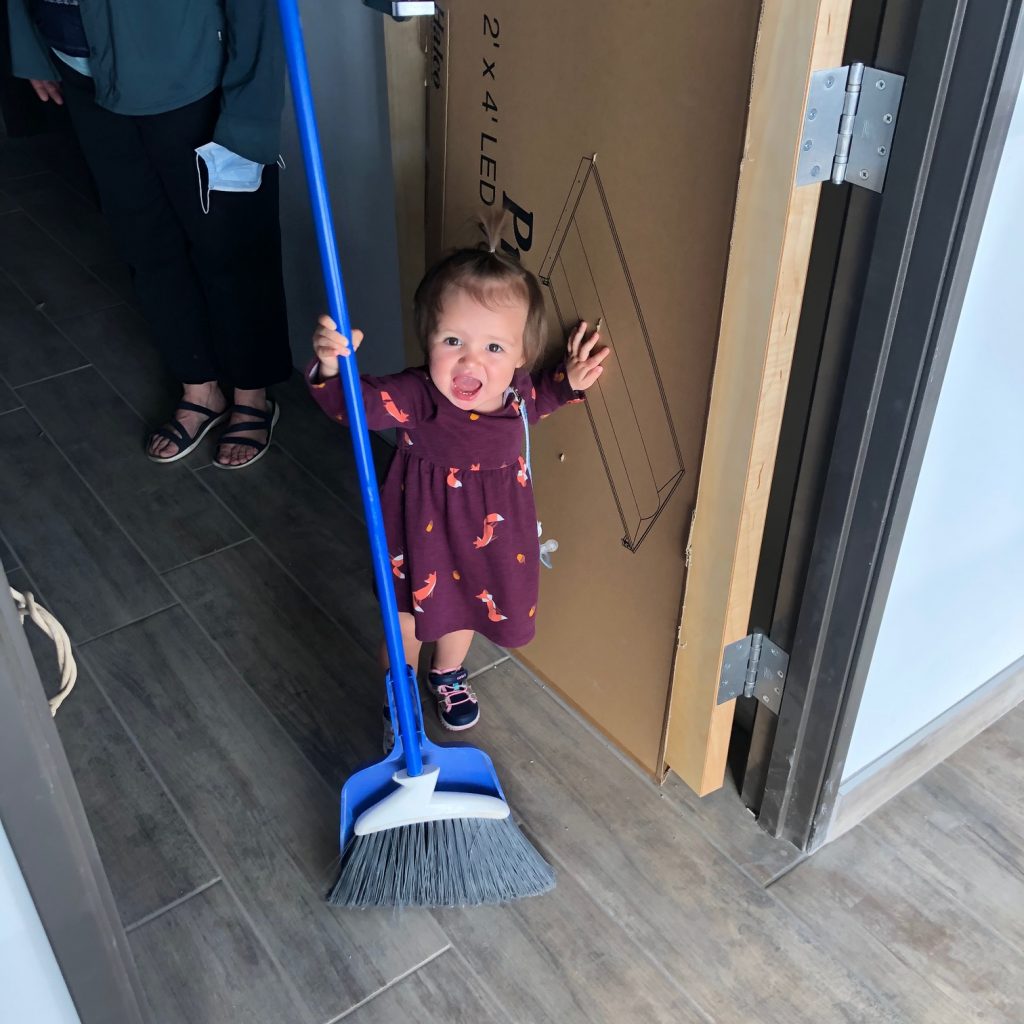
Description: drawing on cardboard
xmin=540 ymin=156 xmax=685 ymax=552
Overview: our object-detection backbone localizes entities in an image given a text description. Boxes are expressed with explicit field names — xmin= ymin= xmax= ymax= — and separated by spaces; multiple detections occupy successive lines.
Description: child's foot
xmin=426 ymin=667 xmax=480 ymax=732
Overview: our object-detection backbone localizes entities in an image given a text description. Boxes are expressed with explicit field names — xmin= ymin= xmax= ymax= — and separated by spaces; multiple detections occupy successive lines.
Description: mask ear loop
xmin=195 ymin=150 xmax=212 ymax=215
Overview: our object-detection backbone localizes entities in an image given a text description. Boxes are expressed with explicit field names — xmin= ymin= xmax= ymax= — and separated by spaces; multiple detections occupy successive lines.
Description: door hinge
xmin=796 ymin=63 xmax=904 ymax=193
xmin=717 ymin=632 xmax=789 ymax=714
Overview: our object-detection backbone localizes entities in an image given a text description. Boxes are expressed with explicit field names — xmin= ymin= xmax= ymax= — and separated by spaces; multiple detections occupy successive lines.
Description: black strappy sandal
xmin=213 ymin=399 xmax=280 ymax=470
xmin=146 ymin=401 xmax=229 ymax=464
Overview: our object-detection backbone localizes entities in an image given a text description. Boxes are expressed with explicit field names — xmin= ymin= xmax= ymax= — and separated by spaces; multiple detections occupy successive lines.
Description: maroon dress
xmin=307 ymin=360 xmax=581 ymax=646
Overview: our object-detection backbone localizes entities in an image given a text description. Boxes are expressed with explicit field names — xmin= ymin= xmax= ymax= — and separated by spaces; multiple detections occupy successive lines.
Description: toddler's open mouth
xmin=452 ymin=374 xmax=483 ymax=402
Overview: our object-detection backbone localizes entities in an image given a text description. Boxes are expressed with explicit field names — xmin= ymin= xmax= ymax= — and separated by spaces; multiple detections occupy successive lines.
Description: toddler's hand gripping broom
xmin=277 ymin=0 xmax=556 ymax=908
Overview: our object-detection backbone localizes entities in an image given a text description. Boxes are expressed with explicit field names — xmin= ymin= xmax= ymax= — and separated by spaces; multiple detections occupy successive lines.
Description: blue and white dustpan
xmin=278 ymin=0 xmax=555 ymax=908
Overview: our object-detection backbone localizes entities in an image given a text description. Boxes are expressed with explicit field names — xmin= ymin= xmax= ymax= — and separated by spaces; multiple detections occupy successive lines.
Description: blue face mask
xmin=194 ymin=142 xmax=265 ymax=214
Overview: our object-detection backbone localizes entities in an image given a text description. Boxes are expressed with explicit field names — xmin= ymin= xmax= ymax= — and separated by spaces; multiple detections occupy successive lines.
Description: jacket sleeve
xmin=7 ymin=2 xmax=58 ymax=81
xmin=213 ymin=0 xmax=285 ymax=165
xmin=306 ymin=360 xmax=434 ymax=432
xmin=527 ymin=363 xmax=584 ymax=423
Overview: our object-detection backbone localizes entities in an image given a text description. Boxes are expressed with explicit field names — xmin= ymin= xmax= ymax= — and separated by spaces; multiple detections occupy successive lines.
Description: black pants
xmin=60 ymin=67 xmax=291 ymax=390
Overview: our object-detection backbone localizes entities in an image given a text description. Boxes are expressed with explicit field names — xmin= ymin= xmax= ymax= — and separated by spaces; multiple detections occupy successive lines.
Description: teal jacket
xmin=7 ymin=1 xmax=285 ymax=164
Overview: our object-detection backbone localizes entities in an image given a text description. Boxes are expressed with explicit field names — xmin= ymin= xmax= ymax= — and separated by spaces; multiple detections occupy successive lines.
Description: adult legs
xmin=141 ymin=111 xmax=291 ymax=466
xmin=59 ymin=69 xmax=228 ymax=457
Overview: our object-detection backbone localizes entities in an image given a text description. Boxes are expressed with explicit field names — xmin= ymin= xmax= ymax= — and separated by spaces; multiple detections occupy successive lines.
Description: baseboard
xmin=827 ymin=655 xmax=1024 ymax=845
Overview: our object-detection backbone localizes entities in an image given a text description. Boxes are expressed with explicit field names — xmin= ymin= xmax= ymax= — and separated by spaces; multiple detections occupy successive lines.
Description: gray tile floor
xmin=2 ymin=126 xmax=1020 ymax=1023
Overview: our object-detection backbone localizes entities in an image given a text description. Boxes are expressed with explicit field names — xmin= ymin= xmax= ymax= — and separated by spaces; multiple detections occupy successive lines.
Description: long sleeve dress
xmin=307 ymin=361 xmax=581 ymax=645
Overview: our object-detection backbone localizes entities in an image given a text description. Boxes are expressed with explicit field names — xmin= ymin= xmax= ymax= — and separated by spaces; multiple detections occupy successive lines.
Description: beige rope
xmin=10 ymin=587 xmax=77 ymax=715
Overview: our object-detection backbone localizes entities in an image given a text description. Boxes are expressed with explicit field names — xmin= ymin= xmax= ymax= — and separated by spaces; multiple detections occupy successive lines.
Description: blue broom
xmin=277 ymin=0 xmax=556 ymax=907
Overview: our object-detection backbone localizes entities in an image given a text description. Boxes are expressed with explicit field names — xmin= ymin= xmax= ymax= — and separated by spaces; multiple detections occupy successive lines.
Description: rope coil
xmin=10 ymin=587 xmax=77 ymax=715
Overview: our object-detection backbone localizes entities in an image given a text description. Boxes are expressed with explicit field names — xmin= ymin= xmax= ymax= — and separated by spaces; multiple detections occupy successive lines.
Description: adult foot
xmin=148 ymin=382 xmax=227 ymax=461
xmin=215 ymin=389 xmax=277 ymax=468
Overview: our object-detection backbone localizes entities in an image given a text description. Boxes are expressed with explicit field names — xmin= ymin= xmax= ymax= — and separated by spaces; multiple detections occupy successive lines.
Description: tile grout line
xmin=78 ymin=663 xmax=319 ymax=1024
xmin=434 ymin=945 xmax=520 ymax=1024
xmin=70 ymin=599 xmax=182 ymax=649
xmin=761 ymin=852 xmax=810 ymax=889
xmin=323 ymin=944 xmax=452 ymax=1024
xmin=157 ymin=534 xmax=253 ymax=576
xmin=0 ymin=261 xmax=119 ymax=401
xmin=13 ymin=362 xmax=91 ymax=390
xmin=123 ymin=876 xmax=223 ymax=934
xmin=468 ymin=655 xmax=510 ymax=679
xmin=41 ymin=304 xmax=154 ymax=424
xmin=0 ymin=405 xmax=24 ymax=419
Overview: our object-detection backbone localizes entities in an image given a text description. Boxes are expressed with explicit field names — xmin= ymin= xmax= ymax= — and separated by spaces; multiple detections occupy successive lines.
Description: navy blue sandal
xmin=146 ymin=401 xmax=229 ymax=464
xmin=213 ymin=400 xmax=280 ymax=470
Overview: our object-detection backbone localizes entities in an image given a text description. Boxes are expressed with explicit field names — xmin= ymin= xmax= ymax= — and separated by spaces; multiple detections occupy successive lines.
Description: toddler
xmin=308 ymin=222 xmax=608 ymax=743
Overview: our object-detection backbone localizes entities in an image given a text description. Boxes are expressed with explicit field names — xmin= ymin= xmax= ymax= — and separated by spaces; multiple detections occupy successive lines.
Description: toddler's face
xmin=427 ymin=288 xmax=527 ymax=413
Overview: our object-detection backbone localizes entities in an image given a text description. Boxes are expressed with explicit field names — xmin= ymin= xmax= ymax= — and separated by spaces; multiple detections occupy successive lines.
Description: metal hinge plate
xmin=718 ymin=632 xmax=789 ymax=714
xmin=796 ymin=63 xmax=904 ymax=192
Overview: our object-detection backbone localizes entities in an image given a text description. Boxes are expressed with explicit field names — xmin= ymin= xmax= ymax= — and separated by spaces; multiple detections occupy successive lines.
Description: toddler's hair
xmin=413 ymin=211 xmax=547 ymax=369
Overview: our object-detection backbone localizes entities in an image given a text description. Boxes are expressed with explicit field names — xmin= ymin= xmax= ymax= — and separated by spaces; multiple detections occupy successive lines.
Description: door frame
xmin=0 ymin=567 xmax=148 ymax=1024
xmin=754 ymin=0 xmax=1024 ymax=849
xmin=663 ymin=0 xmax=855 ymax=793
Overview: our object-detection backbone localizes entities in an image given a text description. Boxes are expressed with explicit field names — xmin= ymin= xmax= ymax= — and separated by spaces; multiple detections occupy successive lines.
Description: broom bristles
xmin=328 ymin=815 xmax=555 ymax=908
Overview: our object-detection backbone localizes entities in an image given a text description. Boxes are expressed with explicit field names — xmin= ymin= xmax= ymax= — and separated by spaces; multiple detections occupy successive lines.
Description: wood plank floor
xmin=4 ymin=126 xmax=1021 ymax=1024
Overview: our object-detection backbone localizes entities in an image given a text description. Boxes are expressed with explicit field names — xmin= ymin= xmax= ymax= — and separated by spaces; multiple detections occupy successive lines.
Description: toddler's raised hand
xmin=566 ymin=320 xmax=610 ymax=392
xmin=313 ymin=314 xmax=363 ymax=378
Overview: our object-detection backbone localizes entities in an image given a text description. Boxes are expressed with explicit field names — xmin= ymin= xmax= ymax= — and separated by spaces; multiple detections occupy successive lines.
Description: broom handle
xmin=278 ymin=0 xmax=423 ymax=778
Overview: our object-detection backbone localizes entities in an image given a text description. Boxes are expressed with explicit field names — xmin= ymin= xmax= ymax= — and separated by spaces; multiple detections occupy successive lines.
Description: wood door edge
xmin=664 ymin=0 xmax=854 ymax=796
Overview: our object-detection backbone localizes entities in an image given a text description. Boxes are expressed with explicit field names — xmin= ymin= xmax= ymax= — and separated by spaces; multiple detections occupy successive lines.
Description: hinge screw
xmin=859 ymin=169 xmax=870 ymax=180
xmin=883 ymin=113 xmax=894 ymax=124
xmin=877 ymin=145 xmax=887 ymax=156
xmin=825 ymin=75 xmax=835 ymax=88
xmin=876 ymin=79 xmax=886 ymax=90
xmin=808 ymin=108 xmax=817 ymax=121
xmin=803 ymin=140 xmax=812 ymax=152
xmin=810 ymin=164 xmax=821 ymax=178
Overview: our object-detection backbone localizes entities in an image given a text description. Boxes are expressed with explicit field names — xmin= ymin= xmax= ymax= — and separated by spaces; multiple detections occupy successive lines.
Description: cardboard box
xmin=427 ymin=1 xmax=759 ymax=772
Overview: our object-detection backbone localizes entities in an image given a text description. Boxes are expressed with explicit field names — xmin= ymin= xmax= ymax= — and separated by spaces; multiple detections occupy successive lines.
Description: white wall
xmin=279 ymin=0 xmax=407 ymax=378
xmin=844 ymin=76 xmax=1024 ymax=780
xmin=0 ymin=823 xmax=80 ymax=1024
